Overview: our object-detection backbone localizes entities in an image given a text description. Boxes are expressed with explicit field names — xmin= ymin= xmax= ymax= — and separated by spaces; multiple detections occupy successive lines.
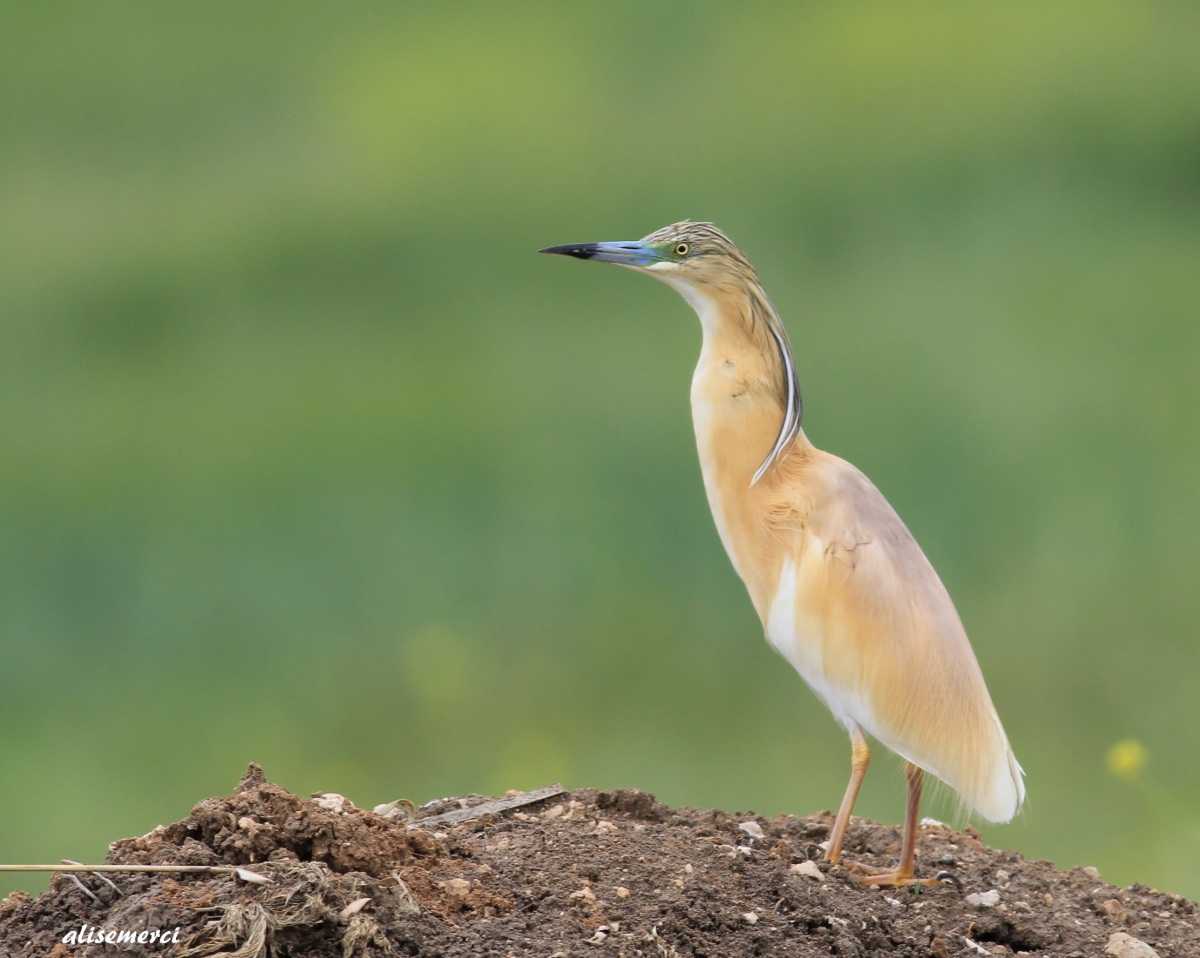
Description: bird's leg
xmin=855 ymin=762 xmax=938 ymax=887
xmin=824 ymin=723 xmax=870 ymax=864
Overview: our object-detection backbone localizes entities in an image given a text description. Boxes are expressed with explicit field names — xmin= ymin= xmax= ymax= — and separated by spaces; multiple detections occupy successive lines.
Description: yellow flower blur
xmin=1107 ymin=739 xmax=1148 ymax=782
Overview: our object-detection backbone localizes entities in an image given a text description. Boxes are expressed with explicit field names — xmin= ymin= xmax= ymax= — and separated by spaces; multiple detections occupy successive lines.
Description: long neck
xmin=683 ymin=276 xmax=803 ymax=478
xmin=741 ymin=283 xmax=802 ymax=482
xmin=684 ymin=278 xmax=806 ymax=605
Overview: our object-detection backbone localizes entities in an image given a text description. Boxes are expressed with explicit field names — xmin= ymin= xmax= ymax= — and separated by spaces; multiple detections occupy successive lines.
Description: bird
xmin=539 ymin=221 xmax=1024 ymax=886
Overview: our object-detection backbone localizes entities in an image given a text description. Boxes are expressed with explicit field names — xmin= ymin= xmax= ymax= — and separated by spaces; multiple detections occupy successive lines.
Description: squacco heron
xmin=540 ymin=222 xmax=1024 ymax=886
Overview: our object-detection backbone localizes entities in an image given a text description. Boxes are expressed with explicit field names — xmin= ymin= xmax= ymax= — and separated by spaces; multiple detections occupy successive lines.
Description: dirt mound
xmin=1 ymin=765 xmax=1195 ymax=957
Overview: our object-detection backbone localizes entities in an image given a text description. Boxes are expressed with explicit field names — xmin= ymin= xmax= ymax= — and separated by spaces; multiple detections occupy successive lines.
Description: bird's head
xmin=539 ymin=221 xmax=758 ymax=296
xmin=541 ymin=220 xmax=802 ymax=482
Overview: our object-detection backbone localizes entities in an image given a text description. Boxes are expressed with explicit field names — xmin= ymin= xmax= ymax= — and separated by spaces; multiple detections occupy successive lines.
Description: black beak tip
xmin=538 ymin=243 xmax=596 ymax=259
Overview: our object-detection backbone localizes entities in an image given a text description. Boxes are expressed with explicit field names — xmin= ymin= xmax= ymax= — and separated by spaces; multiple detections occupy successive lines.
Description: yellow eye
xmin=674 ymin=242 xmax=690 ymax=257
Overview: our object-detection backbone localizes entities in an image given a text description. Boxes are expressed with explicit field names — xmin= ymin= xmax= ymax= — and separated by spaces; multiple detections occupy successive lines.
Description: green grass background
xmin=3 ymin=2 xmax=1198 ymax=900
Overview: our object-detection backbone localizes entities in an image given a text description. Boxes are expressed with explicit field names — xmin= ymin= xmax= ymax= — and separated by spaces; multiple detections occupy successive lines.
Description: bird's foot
xmin=856 ymin=869 xmax=939 ymax=888
xmin=836 ymin=859 xmax=940 ymax=888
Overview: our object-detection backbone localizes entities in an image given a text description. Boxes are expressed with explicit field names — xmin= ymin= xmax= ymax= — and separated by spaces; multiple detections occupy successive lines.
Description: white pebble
xmin=1104 ymin=932 xmax=1161 ymax=958
xmin=312 ymin=793 xmax=351 ymax=813
xmin=739 ymin=821 xmax=766 ymax=840
xmin=789 ymin=861 xmax=824 ymax=879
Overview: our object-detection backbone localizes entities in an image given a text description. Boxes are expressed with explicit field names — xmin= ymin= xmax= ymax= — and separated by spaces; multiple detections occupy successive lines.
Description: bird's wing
xmin=763 ymin=449 xmax=1024 ymax=822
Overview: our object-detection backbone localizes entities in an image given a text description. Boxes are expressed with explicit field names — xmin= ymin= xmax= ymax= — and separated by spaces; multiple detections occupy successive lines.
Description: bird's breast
xmin=690 ymin=340 xmax=794 ymax=608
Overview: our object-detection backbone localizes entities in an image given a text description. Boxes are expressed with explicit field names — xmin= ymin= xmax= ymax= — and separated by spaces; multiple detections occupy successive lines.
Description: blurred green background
xmin=3 ymin=2 xmax=1198 ymax=901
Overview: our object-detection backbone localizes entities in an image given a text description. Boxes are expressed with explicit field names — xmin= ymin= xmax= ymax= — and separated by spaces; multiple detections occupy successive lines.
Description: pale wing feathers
xmin=763 ymin=449 xmax=1025 ymax=823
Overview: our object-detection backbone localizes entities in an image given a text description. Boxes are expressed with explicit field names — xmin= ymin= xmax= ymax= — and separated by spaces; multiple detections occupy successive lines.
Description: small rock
xmin=312 ymin=793 xmax=351 ymax=813
xmin=965 ymin=890 xmax=1001 ymax=908
xmin=569 ymin=886 xmax=597 ymax=904
xmin=614 ymin=886 xmax=630 ymax=899
xmin=442 ymin=878 xmax=472 ymax=899
xmin=1104 ymin=932 xmax=1160 ymax=958
xmin=739 ymin=821 xmax=766 ymax=840
xmin=789 ymin=861 xmax=824 ymax=880
xmin=543 ymin=804 xmax=565 ymax=820
xmin=741 ymin=911 xmax=758 ymax=925
xmin=564 ymin=800 xmax=588 ymax=820
xmin=1082 ymin=866 xmax=1102 ymax=880
xmin=1102 ymin=898 xmax=1128 ymax=924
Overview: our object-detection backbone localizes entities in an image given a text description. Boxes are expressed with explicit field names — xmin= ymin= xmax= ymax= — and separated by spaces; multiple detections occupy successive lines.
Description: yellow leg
xmin=824 ymin=723 xmax=870 ymax=864
xmin=856 ymin=762 xmax=937 ymax=887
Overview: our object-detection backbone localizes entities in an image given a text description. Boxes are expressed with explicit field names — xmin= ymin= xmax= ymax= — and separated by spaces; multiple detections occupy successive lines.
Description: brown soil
xmin=1 ymin=765 xmax=1195 ymax=957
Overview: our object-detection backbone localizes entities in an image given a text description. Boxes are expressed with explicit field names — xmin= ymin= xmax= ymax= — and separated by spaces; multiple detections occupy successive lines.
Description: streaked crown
xmin=638 ymin=221 xmax=762 ymax=287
